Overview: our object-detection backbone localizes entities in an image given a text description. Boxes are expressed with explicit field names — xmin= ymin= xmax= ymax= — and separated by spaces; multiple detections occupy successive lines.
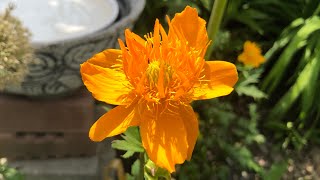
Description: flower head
xmin=81 ymin=6 xmax=238 ymax=172
xmin=238 ymin=41 xmax=265 ymax=67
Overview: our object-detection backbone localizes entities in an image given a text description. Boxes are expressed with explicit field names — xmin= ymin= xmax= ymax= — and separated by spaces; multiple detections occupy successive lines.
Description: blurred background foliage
xmin=132 ymin=0 xmax=320 ymax=179
xmin=0 ymin=158 xmax=24 ymax=180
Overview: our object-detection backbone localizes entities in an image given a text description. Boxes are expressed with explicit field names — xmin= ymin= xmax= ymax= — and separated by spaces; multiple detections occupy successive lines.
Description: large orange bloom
xmin=81 ymin=6 xmax=238 ymax=172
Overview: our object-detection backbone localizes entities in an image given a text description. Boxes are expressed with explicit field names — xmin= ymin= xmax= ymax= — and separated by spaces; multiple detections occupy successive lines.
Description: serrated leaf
xmin=122 ymin=150 xmax=135 ymax=159
xmin=122 ymin=127 xmax=142 ymax=146
xmin=112 ymin=139 xmax=144 ymax=153
xmin=111 ymin=127 xmax=144 ymax=158
xmin=236 ymin=85 xmax=267 ymax=99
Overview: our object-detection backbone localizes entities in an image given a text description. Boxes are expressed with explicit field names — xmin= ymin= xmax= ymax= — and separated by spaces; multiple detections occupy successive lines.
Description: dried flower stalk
xmin=0 ymin=5 xmax=34 ymax=90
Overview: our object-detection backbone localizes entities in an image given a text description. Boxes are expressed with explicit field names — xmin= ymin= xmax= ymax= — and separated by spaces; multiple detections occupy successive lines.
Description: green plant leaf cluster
xmin=236 ymin=66 xmax=267 ymax=100
xmin=261 ymin=6 xmax=320 ymax=149
xmin=177 ymin=100 xmax=266 ymax=179
xmin=225 ymin=0 xmax=317 ymax=37
xmin=261 ymin=161 xmax=288 ymax=180
xmin=0 ymin=161 xmax=24 ymax=180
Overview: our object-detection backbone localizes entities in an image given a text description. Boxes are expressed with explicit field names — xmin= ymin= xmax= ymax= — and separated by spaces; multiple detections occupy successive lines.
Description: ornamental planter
xmin=2 ymin=0 xmax=145 ymax=97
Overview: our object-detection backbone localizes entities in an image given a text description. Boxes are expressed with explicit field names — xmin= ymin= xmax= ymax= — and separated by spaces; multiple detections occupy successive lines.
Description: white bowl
xmin=0 ymin=0 xmax=119 ymax=46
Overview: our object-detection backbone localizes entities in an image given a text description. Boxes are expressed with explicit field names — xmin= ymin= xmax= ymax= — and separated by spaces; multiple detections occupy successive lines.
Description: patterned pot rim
xmin=32 ymin=0 xmax=146 ymax=49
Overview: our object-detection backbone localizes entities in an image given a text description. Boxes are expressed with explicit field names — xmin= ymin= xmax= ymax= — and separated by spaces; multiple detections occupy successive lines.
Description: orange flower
xmin=80 ymin=6 xmax=238 ymax=172
xmin=238 ymin=41 xmax=265 ymax=67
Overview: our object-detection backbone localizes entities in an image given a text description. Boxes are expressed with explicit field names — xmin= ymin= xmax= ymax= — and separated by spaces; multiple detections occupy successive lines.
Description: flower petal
xmin=87 ymin=49 xmax=122 ymax=69
xmin=80 ymin=51 xmax=132 ymax=105
xmin=193 ymin=61 xmax=238 ymax=100
xmin=140 ymin=104 xmax=188 ymax=172
xmin=89 ymin=102 xmax=140 ymax=141
xmin=170 ymin=6 xmax=208 ymax=49
xmin=178 ymin=104 xmax=199 ymax=160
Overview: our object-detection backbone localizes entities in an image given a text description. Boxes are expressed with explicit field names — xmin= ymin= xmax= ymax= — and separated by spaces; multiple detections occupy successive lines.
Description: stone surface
xmin=0 ymin=88 xmax=95 ymax=132
xmin=1 ymin=89 xmax=117 ymax=179
xmin=10 ymin=156 xmax=99 ymax=180
xmin=8 ymin=139 xmax=116 ymax=180
xmin=0 ymin=88 xmax=97 ymax=159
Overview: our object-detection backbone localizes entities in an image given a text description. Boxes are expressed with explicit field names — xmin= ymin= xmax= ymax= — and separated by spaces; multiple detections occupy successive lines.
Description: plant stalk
xmin=205 ymin=0 xmax=228 ymax=60
xmin=138 ymin=152 xmax=145 ymax=180
xmin=313 ymin=3 xmax=320 ymax=16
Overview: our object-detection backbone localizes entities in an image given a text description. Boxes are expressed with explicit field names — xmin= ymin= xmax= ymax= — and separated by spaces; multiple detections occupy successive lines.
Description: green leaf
xmin=131 ymin=159 xmax=141 ymax=177
xmin=122 ymin=151 xmax=135 ymax=159
xmin=236 ymin=85 xmax=267 ymax=99
xmin=262 ymin=161 xmax=287 ymax=180
xmin=268 ymin=47 xmax=320 ymax=121
xmin=223 ymin=143 xmax=262 ymax=173
xmin=263 ymin=16 xmax=320 ymax=93
xmin=263 ymin=18 xmax=304 ymax=61
xmin=1 ymin=165 xmax=24 ymax=180
xmin=300 ymin=39 xmax=320 ymax=119
xmin=112 ymin=139 xmax=144 ymax=153
xmin=122 ymin=126 xmax=142 ymax=146
xmin=234 ymin=13 xmax=265 ymax=34
xmin=145 ymin=159 xmax=171 ymax=180
xmin=238 ymin=68 xmax=263 ymax=86
xmin=111 ymin=127 xmax=144 ymax=158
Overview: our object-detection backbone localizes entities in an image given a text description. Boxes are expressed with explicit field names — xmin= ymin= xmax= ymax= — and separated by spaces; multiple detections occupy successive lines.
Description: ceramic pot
xmin=4 ymin=0 xmax=145 ymax=97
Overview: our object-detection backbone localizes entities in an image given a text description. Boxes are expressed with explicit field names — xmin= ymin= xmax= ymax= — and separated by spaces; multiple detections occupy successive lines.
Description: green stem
xmin=313 ymin=3 xmax=320 ymax=16
xmin=205 ymin=0 xmax=228 ymax=60
xmin=138 ymin=152 xmax=145 ymax=180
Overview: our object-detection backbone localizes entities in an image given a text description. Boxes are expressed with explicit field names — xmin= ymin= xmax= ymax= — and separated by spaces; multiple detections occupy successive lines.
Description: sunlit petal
xmin=140 ymin=104 xmax=188 ymax=172
xmin=81 ymin=60 xmax=132 ymax=105
xmin=89 ymin=102 xmax=140 ymax=141
xmin=170 ymin=6 xmax=208 ymax=49
xmin=193 ymin=61 xmax=238 ymax=100
xmin=178 ymin=104 xmax=199 ymax=160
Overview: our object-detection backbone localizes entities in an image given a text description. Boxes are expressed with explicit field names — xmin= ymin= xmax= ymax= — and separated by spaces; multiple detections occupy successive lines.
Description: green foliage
xmin=236 ymin=65 xmax=267 ymax=99
xmin=225 ymin=0 xmax=317 ymax=37
xmin=214 ymin=0 xmax=320 ymax=62
xmin=261 ymin=6 xmax=320 ymax=149
xmin=112 ymin=126 xmax=144 ymax=158
xmin=0 ymin=159 xmax=24 ymax=180
xmin=261 ymin=161 xmax=288 ymax=180
xmin=126 ymin=159 xmax=141 ymax=180
xmin=144 ymin=160 xmax=171 ymax=180
xmin=177 ymin=100 xmax=265 ymax=179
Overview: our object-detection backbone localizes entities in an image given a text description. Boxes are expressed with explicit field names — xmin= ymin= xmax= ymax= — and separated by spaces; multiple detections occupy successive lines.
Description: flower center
xmin=146 ymin=61 xmax=161 ymax=86
xmin=145 ymin=60 xmax=173 ymax=90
